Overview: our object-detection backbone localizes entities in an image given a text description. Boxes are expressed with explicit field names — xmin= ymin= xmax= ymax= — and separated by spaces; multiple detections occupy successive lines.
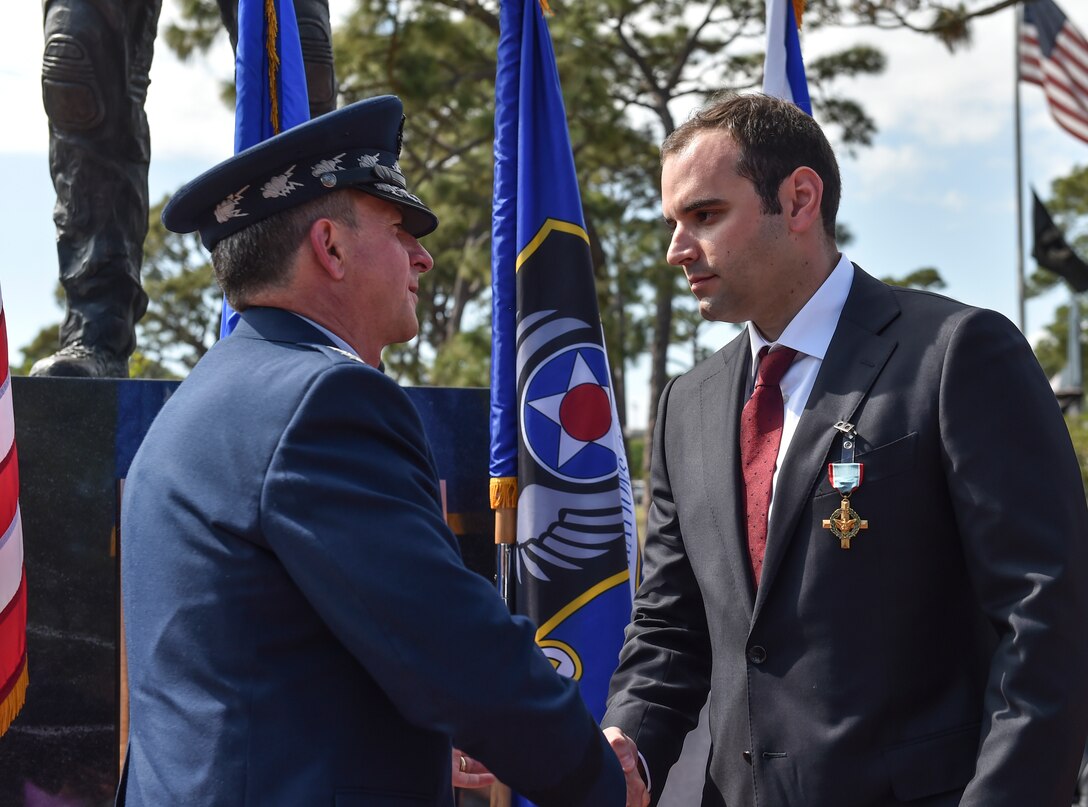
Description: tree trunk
xmin=644 ymin=270 xmax=674 ymax=480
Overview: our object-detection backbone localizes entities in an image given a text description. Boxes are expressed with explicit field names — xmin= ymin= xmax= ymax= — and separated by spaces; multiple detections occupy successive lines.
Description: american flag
xmin=0 ymin=285 xmax=27 ymax=735
xmin=1020 ymin=0 xmax=1088 ymax=145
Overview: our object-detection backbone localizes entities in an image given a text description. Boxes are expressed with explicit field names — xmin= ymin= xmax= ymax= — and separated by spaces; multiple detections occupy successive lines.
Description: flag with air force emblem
xmin=490 ymin=0 xmax=640 ymax=750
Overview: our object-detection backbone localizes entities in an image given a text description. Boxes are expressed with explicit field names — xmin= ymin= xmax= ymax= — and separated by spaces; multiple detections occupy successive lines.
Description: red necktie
xmin=740 ymin=346 xmax=798 ymax=586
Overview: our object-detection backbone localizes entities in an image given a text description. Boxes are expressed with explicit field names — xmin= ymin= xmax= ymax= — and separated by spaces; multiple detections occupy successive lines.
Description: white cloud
xmin=846 ymin=142 xmax=931 ymax=200
xmin=808 ymin=13 xmax=1012 ymax=149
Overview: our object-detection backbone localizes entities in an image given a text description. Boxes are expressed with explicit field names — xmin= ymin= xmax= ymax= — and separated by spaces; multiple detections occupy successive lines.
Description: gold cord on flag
xmin=265 ymin=0 xmax=282 ymax=134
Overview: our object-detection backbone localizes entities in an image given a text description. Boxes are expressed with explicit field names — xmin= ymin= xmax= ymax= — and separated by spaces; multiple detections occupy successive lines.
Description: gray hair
xmin=210 ymin=190 xmax=359 ymax=309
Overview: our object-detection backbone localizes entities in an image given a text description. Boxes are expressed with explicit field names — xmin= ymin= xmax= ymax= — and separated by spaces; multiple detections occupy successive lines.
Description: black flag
xmin=1033 ymin=191 xmax=1088 ymax=293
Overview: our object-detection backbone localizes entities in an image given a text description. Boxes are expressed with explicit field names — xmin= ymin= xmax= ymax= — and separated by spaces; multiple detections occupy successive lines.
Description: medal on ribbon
xmin=822 ymin=421 xmax=868 ymax=549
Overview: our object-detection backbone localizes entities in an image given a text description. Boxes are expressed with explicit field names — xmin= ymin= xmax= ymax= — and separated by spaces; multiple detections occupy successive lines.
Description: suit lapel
xmin=700 ymin=331 xmax=757 ymax=612
xmin=753 ymin=268 xmax=900 ymax=620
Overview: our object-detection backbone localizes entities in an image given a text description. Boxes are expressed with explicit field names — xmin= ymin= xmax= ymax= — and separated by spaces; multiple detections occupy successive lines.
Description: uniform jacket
xmin=604 ymin=267 xmax=1088 ymax=807
xmin=119 ymin=307 xmax=624 ymax=807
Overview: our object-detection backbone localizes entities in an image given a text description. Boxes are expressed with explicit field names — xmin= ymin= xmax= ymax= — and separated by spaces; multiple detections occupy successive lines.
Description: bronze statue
xmin=34 ymin=0 xmax=337 ymax=377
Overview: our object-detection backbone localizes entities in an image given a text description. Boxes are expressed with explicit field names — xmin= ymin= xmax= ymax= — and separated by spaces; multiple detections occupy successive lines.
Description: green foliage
xmin=129 ymin=350 xmax=182 ymax=380
xmin=335 ymin=0 xmax=500 ymax=383
xmin=812 ymin=0 xmax=1014 ymax=52
xmin=1029 ymin=165 xmax=1088 ymax=298
xmin=625 ymin=433 xmax=644 ymax=479
xmin=140 ymin=197 xmax=221 ymax=373
xmin=11 ymin=323 xmax=60 ymax=376
xmin=881 ymin=267 xmax=946 ymax=290
xmin=329 ymin=0 xmax=889 ymax=416
xmin=163 ymin=0 xmax=227 ymax=60
xmin=1032 ymin=302 xmax=1086 ymax=381
xmin=807 ymin=46 xmax=886 ymax=153
xmin=430 ymin=327 xmax=492 ymax=387
xmin=1064 ymin=412 xmax=1088 ymax=494
xmin=1031 ymin=169 xmax=1088 ymax=379
xmin=136 ymin=0 xmax=1011 ymax=400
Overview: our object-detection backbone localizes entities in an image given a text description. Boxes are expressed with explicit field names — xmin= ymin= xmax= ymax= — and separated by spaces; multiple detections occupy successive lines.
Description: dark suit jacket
xmin=119 ymin=307 xmax=624 ymax=807
xmin=604 ymin=267 xmax=1088 ymax=807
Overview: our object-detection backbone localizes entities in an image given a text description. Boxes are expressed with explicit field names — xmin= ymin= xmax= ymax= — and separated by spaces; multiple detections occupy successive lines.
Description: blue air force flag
xmin=490 ymin=0 xmax=640 ymax=743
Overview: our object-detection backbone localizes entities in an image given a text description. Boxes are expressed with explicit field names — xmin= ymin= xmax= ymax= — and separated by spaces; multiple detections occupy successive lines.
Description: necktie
xmin=740 ymin=346 xmax=798 ymax=586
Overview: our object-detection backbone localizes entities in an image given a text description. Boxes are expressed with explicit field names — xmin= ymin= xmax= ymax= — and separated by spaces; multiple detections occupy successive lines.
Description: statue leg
xmin=33 ymin=0 xmax=161 ymax=377
xmin=294 ymin=0 xmax=337 ymax=117
xmin=218 ymin=0 xmax=337 ymax=120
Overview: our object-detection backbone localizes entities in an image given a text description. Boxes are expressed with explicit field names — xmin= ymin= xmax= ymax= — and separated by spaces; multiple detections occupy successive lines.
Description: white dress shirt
xmin=746 ymin=253 xmax=854 ymax=530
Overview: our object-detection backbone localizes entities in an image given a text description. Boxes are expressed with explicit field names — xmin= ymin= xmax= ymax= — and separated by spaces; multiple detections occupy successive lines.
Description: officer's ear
xmin=308 ymin=217 xmax=348 ymax=281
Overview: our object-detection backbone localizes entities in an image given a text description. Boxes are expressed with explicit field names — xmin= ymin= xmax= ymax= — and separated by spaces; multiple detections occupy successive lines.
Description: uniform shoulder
xmin=302 ymin=345 xmax=407 ymax=400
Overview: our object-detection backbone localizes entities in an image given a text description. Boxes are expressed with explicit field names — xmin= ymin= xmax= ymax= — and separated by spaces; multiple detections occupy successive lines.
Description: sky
xmin=1 ymin=1 xmax=1087 ymax=428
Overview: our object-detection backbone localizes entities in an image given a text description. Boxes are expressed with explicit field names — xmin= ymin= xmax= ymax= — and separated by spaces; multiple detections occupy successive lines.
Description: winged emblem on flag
xmin=517 ymin=491 xmax=627 ymax=582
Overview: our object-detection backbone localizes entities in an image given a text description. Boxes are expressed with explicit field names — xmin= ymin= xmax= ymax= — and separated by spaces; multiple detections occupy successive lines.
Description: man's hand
xmin=452 ymin=748 xmax=496 ymax=789
xmin=604 ymin=726 xmax=650 ymax=807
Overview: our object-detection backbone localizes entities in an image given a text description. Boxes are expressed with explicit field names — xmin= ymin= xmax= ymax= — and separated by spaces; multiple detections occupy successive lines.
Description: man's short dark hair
xmin=211 ymin=190 xmax=358 ymax=309
xmin=662 ymin=93 xmax=841 ymax=240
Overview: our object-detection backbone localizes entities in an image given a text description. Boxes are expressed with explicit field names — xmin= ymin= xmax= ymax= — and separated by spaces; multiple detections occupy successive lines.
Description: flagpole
xmin=489 ymin=500 xmax=513 ymax=806
xmin=1014 ymin=2 xmax=1028 ymax=333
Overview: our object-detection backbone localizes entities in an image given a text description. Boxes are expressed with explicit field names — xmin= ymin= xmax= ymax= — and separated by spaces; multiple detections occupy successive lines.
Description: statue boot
xmin=30 ymin=272 xmax=147 ymax=378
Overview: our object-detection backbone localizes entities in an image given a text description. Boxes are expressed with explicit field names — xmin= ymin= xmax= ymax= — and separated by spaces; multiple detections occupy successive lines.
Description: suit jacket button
xmin=742 ymin=750 xmax=753 ymax=765
xmin=747 ymin=645 xmax=767 ymax=664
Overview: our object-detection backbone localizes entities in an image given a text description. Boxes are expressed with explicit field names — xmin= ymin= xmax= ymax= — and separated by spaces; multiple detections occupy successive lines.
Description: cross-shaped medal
xmin=822 ymin=496 xmax=868 ymax=549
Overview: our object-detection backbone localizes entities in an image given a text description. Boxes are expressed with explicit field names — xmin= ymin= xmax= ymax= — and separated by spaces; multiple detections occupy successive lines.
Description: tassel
xmin=0 ymin=658 xmax=28 ymax=737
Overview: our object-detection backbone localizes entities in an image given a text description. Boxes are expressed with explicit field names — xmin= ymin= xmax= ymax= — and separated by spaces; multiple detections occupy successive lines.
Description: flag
xmin=490 ymin=0 xmax=639 ymax=796
xmin=221 ymin=0 xmax=312 ymax=337
xmin=0 ymin=286 xmax=27 ymax=736
xmin=763 ymin=0 xmax=812 ymax=114
xmin=1033 ymin=190 xmax=1088 ymax=292
xmin=1020 ymin=0 xmax=1088 ymax=146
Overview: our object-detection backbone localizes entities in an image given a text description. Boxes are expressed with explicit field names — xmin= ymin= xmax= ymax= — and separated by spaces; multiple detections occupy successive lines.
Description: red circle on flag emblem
xmin=559 ymin=383 xmax=612 ymax=442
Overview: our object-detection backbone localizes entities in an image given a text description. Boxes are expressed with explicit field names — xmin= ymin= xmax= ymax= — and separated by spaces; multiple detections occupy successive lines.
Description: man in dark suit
xmin=119 ymin=96 xmax=641 ymax=806
xmin=602 ymin=93 xmax=1088 ymax=806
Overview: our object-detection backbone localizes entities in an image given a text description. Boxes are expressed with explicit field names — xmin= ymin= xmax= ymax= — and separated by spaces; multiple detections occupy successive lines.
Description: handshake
xmin=453 ymin=727 xmax=650 ymax=807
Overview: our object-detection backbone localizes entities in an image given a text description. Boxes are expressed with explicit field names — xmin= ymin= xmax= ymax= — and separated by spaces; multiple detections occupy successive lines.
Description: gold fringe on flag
xmin=490 ymin=476 xmax=518 ymax=510
xmin=265 ymin=0 xmax=282 ymax=134
xmin=0 ymin=657 xmax=28 ymax=737
xmin=538 ymin=0 xmax=553 ymax=16
xmin=793 ymin=0 xmax=805 ymax=28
